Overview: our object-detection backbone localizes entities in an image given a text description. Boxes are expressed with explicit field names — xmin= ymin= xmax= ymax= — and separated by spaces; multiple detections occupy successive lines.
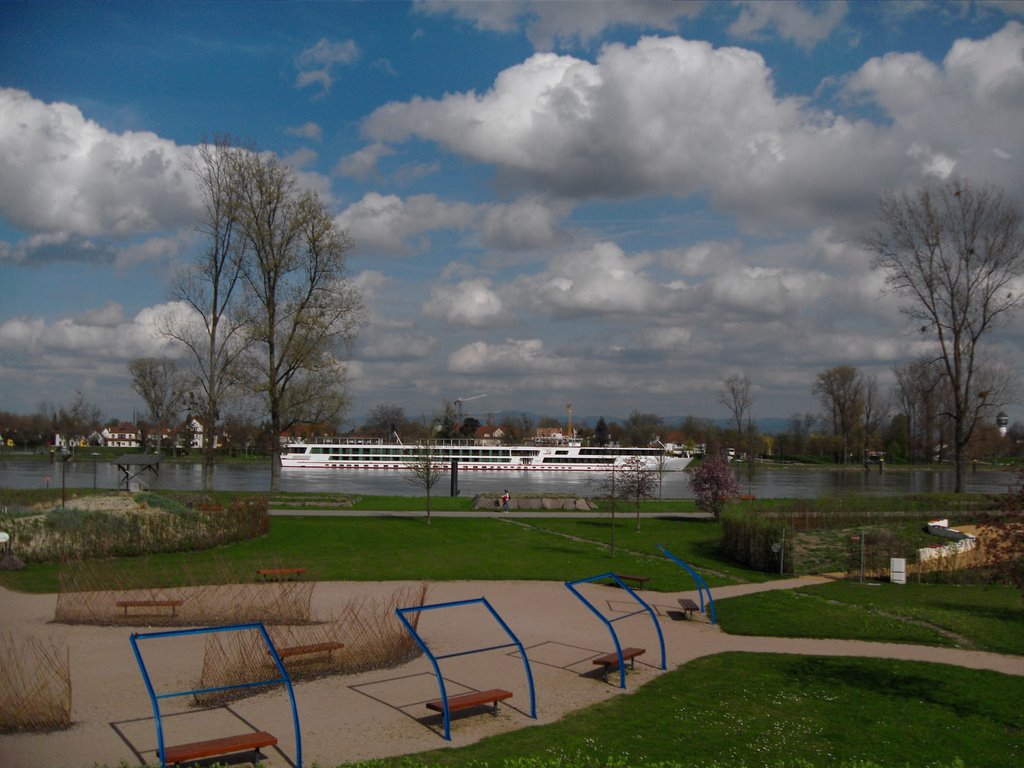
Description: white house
xmin=102 ymin=423 xmax=140 ymax=449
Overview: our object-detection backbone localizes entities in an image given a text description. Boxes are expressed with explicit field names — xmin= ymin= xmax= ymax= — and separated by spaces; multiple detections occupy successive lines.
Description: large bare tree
xmin=867 ymin=178 xmax=1024 ymax=491
xmin=717 ymin=374 xmax=754 ymax=435
xmin=232 ymin=150 xmax=364 ymax=490
xmin=163 ymin=137 xmax=248 ymax=486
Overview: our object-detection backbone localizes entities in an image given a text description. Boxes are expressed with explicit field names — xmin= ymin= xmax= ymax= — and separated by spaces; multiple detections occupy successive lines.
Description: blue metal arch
xmin=129 ymin=622 xmax=301 ymax=768
xmin=395 ymin=596 xmax=537 ymax=741
xmin=658 ymin=545 xmax=717 ymax=624
xmin=564 ymin=573 xmax=667 ymax=688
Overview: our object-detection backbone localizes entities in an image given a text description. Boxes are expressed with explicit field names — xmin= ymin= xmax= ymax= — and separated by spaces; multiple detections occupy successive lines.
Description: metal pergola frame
xmin=564 ymin=573 xmax=666 ymax=688
xmin=395 ymin=596 xmax=537 ymax=741
xmin=658 ymin=545 xmax=717 ymax=624
xmin=129 ymin=622 xmax=302 ymax=768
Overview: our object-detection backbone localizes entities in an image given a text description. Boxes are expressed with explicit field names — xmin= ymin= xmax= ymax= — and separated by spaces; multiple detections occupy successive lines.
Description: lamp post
xmin=91 ymin=452 xmax=100 ymax=489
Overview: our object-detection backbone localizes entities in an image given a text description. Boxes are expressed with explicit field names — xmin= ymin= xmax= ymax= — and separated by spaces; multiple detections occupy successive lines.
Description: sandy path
xmin=1 ymin=577 xmax=1022 ymax=768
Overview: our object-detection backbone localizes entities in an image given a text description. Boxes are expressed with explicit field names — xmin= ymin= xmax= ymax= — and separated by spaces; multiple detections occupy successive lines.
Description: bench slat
xmin=425 ymin=688 xmax=512 ymax=713
xmin=115 ymin=599 xmax=183 ymax=616
xmin=678 ymin=598 xmax=700 ymax=617
xmin=591 ymin=647 xmax=645 ymax=670
xmin=163 ymin=731 xmax=276 ymax=764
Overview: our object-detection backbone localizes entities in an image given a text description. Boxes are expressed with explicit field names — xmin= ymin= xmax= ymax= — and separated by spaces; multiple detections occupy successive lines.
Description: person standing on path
xmin=501 ymin=490 xmax=510 ymax=512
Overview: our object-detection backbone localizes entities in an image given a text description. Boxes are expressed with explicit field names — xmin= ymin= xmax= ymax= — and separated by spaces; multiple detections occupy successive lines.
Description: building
xmin=102 ymin=423 xmax=141 ymax=449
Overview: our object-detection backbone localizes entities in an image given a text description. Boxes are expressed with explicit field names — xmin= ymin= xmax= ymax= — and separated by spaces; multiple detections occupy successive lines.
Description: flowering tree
xmin=689 ymin=455 xmax=740 ymax=520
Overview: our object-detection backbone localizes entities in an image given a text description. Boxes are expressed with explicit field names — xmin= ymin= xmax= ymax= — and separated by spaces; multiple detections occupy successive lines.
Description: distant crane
xmin=454 ymin=393 xmax=487 ymax=416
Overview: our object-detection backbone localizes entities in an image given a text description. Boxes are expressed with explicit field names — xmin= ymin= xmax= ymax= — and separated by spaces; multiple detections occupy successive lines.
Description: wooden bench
xmin=162 ymin=730 xmax=277 ymax=765
xmin=256 ymin=567 xmax=305 ymax=581
xmin=678 ymin=598 xmax=700 ymax=619
xmin=271 ymin=641 xmax=344 ymax=661
xmin=115 ymin=599 xmax=183 ymax=617
xmin=425 ymin=688 xmax=513 ymax=716
xmin=591 ymin=647 xmax=645 ymax=681
xmin=611 ymin=573 xmax=650 ymax=589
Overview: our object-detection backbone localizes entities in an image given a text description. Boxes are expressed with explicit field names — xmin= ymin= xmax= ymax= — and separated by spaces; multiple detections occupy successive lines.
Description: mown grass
xmin=515 ymin=516 xmax=772 ymax=586
xmin=347 ymin=653 xmax=1023 ymax=768
xmin=0 ymin=516 xmax=742 ymax=594
xmin=716 ymin=580 xmax=1024 ymax=655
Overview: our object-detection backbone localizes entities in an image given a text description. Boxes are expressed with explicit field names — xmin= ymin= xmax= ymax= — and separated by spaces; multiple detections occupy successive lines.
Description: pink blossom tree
xmin=689 ymin=455 xmax=740 ymax=520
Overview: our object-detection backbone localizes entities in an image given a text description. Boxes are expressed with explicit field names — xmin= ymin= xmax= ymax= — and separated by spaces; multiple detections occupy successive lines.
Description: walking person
xmin=501 ymin=489 xmax=510 ymax=513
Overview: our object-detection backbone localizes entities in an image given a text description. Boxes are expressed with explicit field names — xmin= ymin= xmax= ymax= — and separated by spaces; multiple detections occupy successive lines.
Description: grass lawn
xmin=716 ymin=580 xmax=1024 ymax=655
xmin=347 ymin=653 xmax=1023 ymax=768
xmin=0 ymin=515 xmax=749 ymax=594
xmin=515 ymin=516 xmax=775 ymax=587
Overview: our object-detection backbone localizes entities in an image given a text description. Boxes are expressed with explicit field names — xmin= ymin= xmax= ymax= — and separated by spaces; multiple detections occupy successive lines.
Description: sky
xmin=2 ymin=0 xmax=1024 ymax=430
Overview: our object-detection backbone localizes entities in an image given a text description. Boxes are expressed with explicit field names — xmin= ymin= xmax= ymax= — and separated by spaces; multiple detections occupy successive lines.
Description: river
xmin=0 ymin=457 xmax=1018 ymax=498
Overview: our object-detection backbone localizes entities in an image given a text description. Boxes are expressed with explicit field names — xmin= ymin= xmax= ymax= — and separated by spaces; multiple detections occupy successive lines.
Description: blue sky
xmin=2 ymin=0 xmax=1024 ymax=428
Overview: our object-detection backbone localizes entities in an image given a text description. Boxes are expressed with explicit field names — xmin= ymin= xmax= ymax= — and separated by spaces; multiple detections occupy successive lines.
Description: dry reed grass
xmin=0 ymin=634 xmax=72 ymax=732
xmin=54 ymin=557 xmax=314 ymax=626
xmin=195 ymin=583 xmax=428 ymax=705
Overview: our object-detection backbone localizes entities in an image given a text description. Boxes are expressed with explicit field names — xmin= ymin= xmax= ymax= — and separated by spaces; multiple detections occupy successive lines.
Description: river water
xmin=0 ymin=458 xmax=1018 ymax=499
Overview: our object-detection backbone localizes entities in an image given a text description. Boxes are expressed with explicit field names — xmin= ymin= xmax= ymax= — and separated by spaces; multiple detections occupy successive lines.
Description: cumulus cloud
xmin=364 ymin=27 xmax=1024 ymax=232
xmin=335 ymin=192 xmax=477 ymax=254
xmin=113 ymin=231 xmax=197 ymax=271
xmin=845 ymin=21 xmax=1024 ymax=193
xmin=480 ymin=197 xmax=569 ymax=250
xmin=516 ymin=241 xmax=673 ymax=317
xmin=0 ymin=88 xmax=198 ymax=239
xmin=334 ymin=143 xmax=395 ymax=180
xmin=422 ymin=278 xmax=511 ymax=328
xmin=448 ymin=338 xmax=563 ymax=374
xmin=0 ymin=301 xmax=186 ymax=359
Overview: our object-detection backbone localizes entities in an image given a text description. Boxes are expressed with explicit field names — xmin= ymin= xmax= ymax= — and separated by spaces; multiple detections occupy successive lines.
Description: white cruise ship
xmin=280 ymin=437 xmax=693 ymax=473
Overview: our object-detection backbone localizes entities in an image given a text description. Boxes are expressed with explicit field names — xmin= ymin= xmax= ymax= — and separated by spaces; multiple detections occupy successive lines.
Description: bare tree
xmin=591 ymin=457 xmax=659 ymax=536
xmin=813 ymin=365 xmax=864 ymax=464
xmin=867 ymin=177 xmax=1024 ymax=491
xmin=893 ymin=358 xmax=945 ymax=462
xmin=232 ymin=149 xmax=364 ymax=490
xmin=364 ymin=404 xmax=406 ymax=439
xmin=401 ymin=441 xmax=447 ymax=525
xmin=622 ymin=411 xmax=664 ymax=447
xmin=860 ymin=374 xmax=886 ymax=463
xmin=718 ymin=374 xmax=754 ymax=435
xmin=128 ymin=358 xmax=187 ymax=454
xmin=163 ymin=136 xmax=248 ymax=487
